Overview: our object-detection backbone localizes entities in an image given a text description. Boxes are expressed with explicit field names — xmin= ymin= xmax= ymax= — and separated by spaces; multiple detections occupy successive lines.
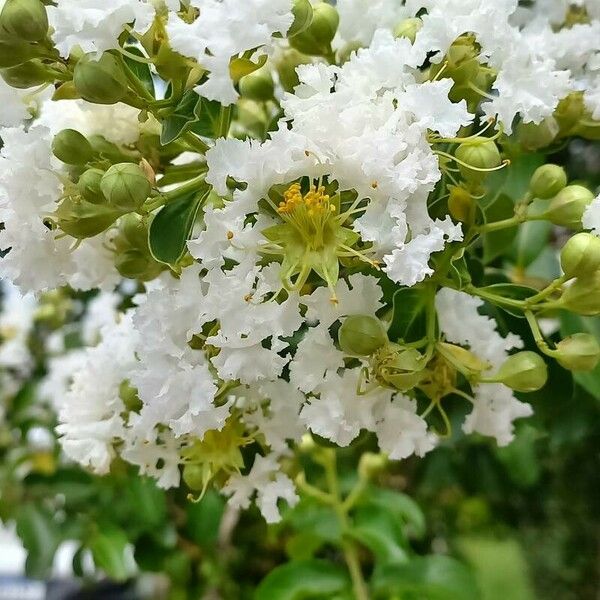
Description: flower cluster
xmin=0 ymin=0 xmax=599 ymax=524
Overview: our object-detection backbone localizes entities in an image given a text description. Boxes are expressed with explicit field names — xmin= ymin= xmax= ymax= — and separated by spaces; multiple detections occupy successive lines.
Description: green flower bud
xmin=560 ymin=233 xmax=600 ymax=279
xmin=544 ymin=185 xmax=594 ymax=229
xmin=238 ymin=63 xmax=274 ymax=102
xmin=54 ymin=196 xmax=122 ymax=239
xmin=73 ymin=52 xmax=128 ymax=105
xmin=447 ymin=185 xmax=476 ymax=223
xmin=182 ymin=464 xmax=206 ymax=492
xmin=393 ymin=17 xmax=423 ymax=43
xmin=560 ymin=272 xmax=600 ymax=315
xmin=553 ymin=333 xmax=600 ymax=372
xmin=0 ymin=39 xmax=37 ymax=69
xmin=77 ymin=168 xmax=106 ymax=204
xmin=288 ymin=0 xmax=314 ymax=37
xmin=100 ymin=163 xmax=151 ymax=213
xmin=455 ymin=140 xmax=501 ymax=183
xmin=492 ymin=351 xmax=548 ymax=392
xmin=433 ymin=36 xmax=479 ymax=85
xmin=289 ymin=2 xmax=339 ymax=57
xmin=516 ymin=117 xmax=559 ymax=151
xmin=338 ymin=314 xmax=387 ymax=356
xmin=1 ymin=58 xmax=48 ymax=88
xmin=554 ymin=92 xmax=585 ymax=135
xmin=275 ymin=49 xmax=308 ymax=93
xmin=529 ymin=164 xmax=567 ymax=199
xmin=51 ymin=129 xmax=94 ymax=165
xmin=0 ymin=0 xmax=48 ymax=42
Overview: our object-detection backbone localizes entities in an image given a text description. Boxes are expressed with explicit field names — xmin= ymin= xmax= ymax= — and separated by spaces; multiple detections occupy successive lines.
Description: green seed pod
xmin=289 ymin=2 xmax=339 ymax=56
xmin=0 ymin=39 xmax=37 ymax=68
xmin=51 ymin=129 xmax=94 ymax=165
xmin=288 ymin=0 xmax=314 ymax=37
xmin=516 ymin=117 xmax=559 ymax=151
xmin=54 ymin=196 xmax=122 ymax=239
xmin=1 ymin=58 xmax=48 ymax=88
xmin=553 ymin=333 xmax=600 ymax=372
xmin=455 ymin=140 xmax=501 ymax=183
xmin=239 ymin=63 xmax=275 ymax=102
xmin=0 ymin=0 xmax=48 ymax=42
xmin=545 ymin=185 xmax=594 ymax=229
xmin=182 ymin=464 xmax=207 ymax=492
xmin=529 ymin=164 xmax=567 ymax=199
xmin=493 ymin=351 xmax=548 ymax=392
xmin=393 ymin=17 xmax=423 ymax=43
xmin=77 ymin=168 xmax=106 ymax=204
xmin=447 ymin=185 xmax=476 ymax=223
xmin=73 ymin=52 xmax=129 ymax=105
xmin=338 ymin=314 xmax=387 ymax=356
xmin=560 ymin=232 xmax=600 ymax=279
xmin=100 ymin=163 xmax=151 ymax=213
xmin=560 ymin=272 xmax=600 ymax=315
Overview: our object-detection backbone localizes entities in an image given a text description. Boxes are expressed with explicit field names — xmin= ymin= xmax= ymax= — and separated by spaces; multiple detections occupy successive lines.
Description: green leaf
xmin=16 ymin=505 xmax=61 ymax=578
xmin=89 ymin=527 xmax=131 ymax=581
xmin=160 ymin=90 xmax=200 ymax=145
xmin=388 ymin=287 xmax=429 ymax=343
xmin=357 ymin=487 xmax=426 ymax=539
xmin=185 ymin=489 xmax=225 ymax=549
xmin=457 ymin=537 xmax=535 ymax=600
xmin=371 ymin=555 xmax=480 ymax=600
xmin=560 ymin=311 xmax=600 ymax=399
xmin=483 ymin=193 xmax=518 ymax=264
xmin=149 ymin=188 xmax=208 ymax=265
xmin=510 ymin=219 xmax=553 ymax=269
xmin=347 ymin=505 xmax=410 ymax=564
xmin=254 ymin=559 xmax=351 ymax=600
xmin=191 ymin=97 xmax=223 ymax=138
xmin=123 ymin=46 xmax=155 ymax=96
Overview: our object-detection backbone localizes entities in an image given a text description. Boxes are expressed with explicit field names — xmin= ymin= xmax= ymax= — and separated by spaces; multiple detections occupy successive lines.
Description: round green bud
xmin=100 ymin=163 xmax=151 ymax=213
xmin=51 ymin=129 xmax=94 ymax=165
xmin=77 ymin=168 xmax=106 ymax=204
xmin=554 ymin=92 xmax=585 ymax=134
xmin=182 ymin=464 xmax=206 ymax=492
xmin=338 ymin=314 xmax=387 ymax=356
xmin=448 ymin=185 xmax=476 ymax=223
xmin=441 ymin=37 xmax=480 ymax=85
xmin=516 ymin=117 xmax=559 ymax=151
xmin=553 ymin=333 xmax=600 ymax=372
xmin=0 ymin=39 xmax=37 ymax=69
xmin=0 ymin=0 xmax=48 ymax=42
xmin=529 ymin=164 xmax=567 ymax=200
xmin=545 ymin=185 xmax=594 ymax=229
xmin=560 ymin=272 xmax=600 ymax=315
xmin=455 ymin=140 xmax=501 ymax=183
xmin=73 ymin=52 xmax=128 ymax=105
xmin=289 ymin=2 xmax=339 ymax=56
xmin=560 ymin=232 xmax=600 ymax=279
xmin=1 ymin=58 xmax=47 ymax=88
xmin=288 ymin=0 xmax=314 ymax=37
xmin=54 ymin=196 xmax=122 ymax=239
xmin=275 ymin=49 xmax=308 ymax=93
xmin=238 ymin=63 xmax=275 ymax=102
xmin=393 ymin=17 xmax=423 ymax=43
xmin=493 ymin=351 xmax=548 ymax=392
xmin=115 ymin=249 xmax=153 ymax=280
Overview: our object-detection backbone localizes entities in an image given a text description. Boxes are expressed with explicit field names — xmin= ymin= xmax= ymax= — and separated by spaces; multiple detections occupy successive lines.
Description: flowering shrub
xmin=0 ymin=0 xmax=599 ymax=597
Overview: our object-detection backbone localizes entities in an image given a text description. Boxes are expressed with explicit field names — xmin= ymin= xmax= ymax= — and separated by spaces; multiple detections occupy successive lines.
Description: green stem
xmin=322 ymin=451 xmax=370 ymax=600
xmin=144 ymin=174 xmax=207 ymax=212
xmin=524 ymin=275 xmax=568 ymax=305
xmin=524 ymin=310 xmax=555 ymax=356
xmin=182 ymin=131 xmax=211 ymax=154
xmin=476 ymin=214 xmax=524 ymax=233
xmin=217 ymin=104 xmax=233 ymax=139
xmin=465 ymin=285 xmax=528 ymax=311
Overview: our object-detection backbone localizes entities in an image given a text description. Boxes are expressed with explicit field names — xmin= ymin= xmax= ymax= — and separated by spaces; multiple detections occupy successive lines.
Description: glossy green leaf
xmin=191 ymin=97 xmax=223 ymax=138
xmin=16 ymin=505 xmax=61 ymax=578
xmin=89 ymin=527 xmax=130 ymax=581
xmin=371 ymin=555 xmax=480 ymax=600
xmin=347 ymin=506 xmax=410 ymax=564
xmin=560 ymin=311 xmax=600 ymax=399
xmin=388 ymin=287 xmax=429 ymax=343
xmin=160 ymin=90 xmax=200 ymax=145
xmin=483 ymin=193 xmax=518 ymax=264
xmin=123 ymin=46 xmax=155 ymax=96
xmin=254 ymin=559 xmax=351 ymax=600
xmin=510 ymin=219 xmax=553 ymax=269
xmin=149 ymin=188 xmax=208 ymax=265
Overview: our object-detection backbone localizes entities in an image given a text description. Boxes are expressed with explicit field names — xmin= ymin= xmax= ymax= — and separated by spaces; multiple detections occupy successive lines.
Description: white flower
xmin=222 ymin=454 xmax=298 ymax=523
xmin=583 ymin=194 xmax=600 ymax=236
xmin=48 ymin=0 xmax=155 ymax=55
xmin=166 ymin=0 xmax=293 ymax=105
